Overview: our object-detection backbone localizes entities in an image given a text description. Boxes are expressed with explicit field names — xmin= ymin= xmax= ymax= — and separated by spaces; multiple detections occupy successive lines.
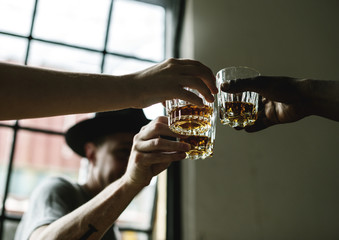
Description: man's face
xmin=93 ymin=132 xmax=134 ymax=189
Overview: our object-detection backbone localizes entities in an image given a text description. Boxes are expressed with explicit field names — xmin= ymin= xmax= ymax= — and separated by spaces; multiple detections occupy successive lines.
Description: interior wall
xmin=181 ymin=1 xmax=339 ymax=239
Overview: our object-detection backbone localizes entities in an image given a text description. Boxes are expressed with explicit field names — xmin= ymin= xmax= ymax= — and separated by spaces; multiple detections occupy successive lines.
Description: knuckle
xmin=133 ymin=133 xmax=140 ymax=142
xmin=167 ymin=57 xmax=177 ymax=63
xmin=134 ymin=152 xmax=144 ymax=163
xmin=151 ymin=138 xmax=162 ymax=148
xmin=152 ymin=121 xmax=163 ymax=131
xmin=165 ymin=58 xmax=178 ymax=69
xmin=140 ymin=125 xmax=147 ymax=132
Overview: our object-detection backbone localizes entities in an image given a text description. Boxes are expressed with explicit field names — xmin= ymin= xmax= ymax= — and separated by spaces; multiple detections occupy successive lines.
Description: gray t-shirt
xmin=14 ymin=176 xmax=119 ymax=240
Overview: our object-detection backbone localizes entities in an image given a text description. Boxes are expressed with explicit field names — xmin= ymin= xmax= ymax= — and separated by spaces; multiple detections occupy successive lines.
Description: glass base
xmin=220 ymin=118 xmax=256 ymax=128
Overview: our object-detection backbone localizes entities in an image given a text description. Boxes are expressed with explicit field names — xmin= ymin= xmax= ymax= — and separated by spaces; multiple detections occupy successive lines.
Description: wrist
xmin=297 ymin=78 xmax=314 ymax=118
xmin=120 ymin=174 xmax=146 ymax=193
xmin=121 ymin=72 xmax=147 ymax=108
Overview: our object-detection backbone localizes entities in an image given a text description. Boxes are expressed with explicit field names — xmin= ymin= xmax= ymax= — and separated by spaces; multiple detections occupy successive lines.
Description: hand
xmin=124 ymin=116 xmax=190 ymax=187
xmin=132 ymin=58 xmax=218 ymax=108
xmin=221 ymin=76 xmax=310 ymax=132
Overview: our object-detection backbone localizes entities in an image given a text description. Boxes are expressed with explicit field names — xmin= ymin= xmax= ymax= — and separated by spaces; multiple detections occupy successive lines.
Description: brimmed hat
xmin=65 ymin=109 xmax=150 ymax=157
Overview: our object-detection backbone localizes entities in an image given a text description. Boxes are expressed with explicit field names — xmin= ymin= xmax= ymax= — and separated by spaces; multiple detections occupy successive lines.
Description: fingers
xmin=136 ymin=137 xmax=190 ymax=153
xmin=220 ymin=76 xmax=301 ymax=104
xmin=134 ymin=117 xmax=191 ymax=153
xmin=176 ymin=88 xmax=204 ymax=107
xmin=163 ymin=58 xmax=217 ymax=104
xmin=180 ymin=75 xmax=215 ymax=103
xmin=244 ymin=117 xmax=274 ymax=132
xmin=171 ymin=58 xmax=218 ymax=94
xmin=220 ymin=76 xmax=263 ymax=93
xmin=188 ymin=62 xmax=218 ymax=94
xmin=230 ymin=101 xmax=277 ymax=133
xmin=134 ymin=151 xmax=186 ymax=166
xmin=138 ymin=116 xmax=180 ymax=140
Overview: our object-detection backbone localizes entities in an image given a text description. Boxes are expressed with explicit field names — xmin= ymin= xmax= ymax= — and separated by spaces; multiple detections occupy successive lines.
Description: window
xmin=0 ymin=0 xmax=182 ymax=239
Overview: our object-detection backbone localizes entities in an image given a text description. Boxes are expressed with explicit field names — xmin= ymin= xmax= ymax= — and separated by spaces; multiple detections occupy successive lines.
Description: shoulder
xmin=30 ymin=176 xmax=78 ymax=202
xmin=35 ymin=176 xmax=75 ymax=192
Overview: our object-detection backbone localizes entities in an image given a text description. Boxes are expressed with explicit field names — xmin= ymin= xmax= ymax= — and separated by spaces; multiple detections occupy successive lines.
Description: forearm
xmin=30 ymin=177 xmax=144 ymax=240
xmin=301 ymin=79 xmax=339 ymax=121
xmin=0 ymin=62 xmax=140 ymax=120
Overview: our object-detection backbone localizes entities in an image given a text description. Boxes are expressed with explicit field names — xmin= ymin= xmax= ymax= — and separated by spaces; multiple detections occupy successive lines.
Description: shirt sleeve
xmin=14 ymin=177 xmax=80 ymax=240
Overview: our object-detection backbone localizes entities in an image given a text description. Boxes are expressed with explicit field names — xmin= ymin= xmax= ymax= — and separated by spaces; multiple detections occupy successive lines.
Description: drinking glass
xmin=177 ymin=103 xmax=217 ymax=160
xmin=216 ymin=67 xmax=260 ymax=128
xmin=166 ymin=88 xmax=214 ymax=135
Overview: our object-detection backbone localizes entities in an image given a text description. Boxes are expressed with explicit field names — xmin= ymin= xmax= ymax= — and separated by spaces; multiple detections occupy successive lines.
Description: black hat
xmin=65 ymin=109 xmax=150 ymax=157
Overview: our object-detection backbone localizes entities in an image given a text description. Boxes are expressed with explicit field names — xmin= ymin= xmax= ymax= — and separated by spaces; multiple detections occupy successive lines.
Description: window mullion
xmin=0 ymin=121 xmax=19 ymax=239
xmin=100 ymin=0 xmax=115 ymax=73
xmin=24 ymin=0 xmax=40 ymax=65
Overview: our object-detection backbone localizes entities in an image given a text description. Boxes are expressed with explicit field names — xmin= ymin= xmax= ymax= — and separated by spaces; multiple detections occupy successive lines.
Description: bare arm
xmin=0 ymin=59 xmax=217 ymax=120
xmin=29 ymin=117 xmax=188 ymax=240
xmin=30 ymin=178 xmax=143 ymax=240
xmin=304 ymin=79 xmax=339 ymax=122
xmin=221 ymin=76 xmax=339 ymax=132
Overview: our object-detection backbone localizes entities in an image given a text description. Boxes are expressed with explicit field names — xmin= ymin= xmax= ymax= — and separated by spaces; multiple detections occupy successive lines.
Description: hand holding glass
xmin=217 ymin=67 xmax=260 ymax=128
xmin=166 ymin=88 xmax=216 ymax=160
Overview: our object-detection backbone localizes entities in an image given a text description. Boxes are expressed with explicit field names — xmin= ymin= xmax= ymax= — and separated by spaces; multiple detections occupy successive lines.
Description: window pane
xmin=117 ymin=177 xmax=157 ymax=230
xmin=20 ymin=113 xmax=94 ymax=133
xmin=28 ymin=40 xmax=102 ymax=72
xmin=104 ymin=54 xmax=154 ymax=75
xmin=0 ymin=35 xmax=28 ymax=64
xmin=5 ymin=130 xmax=81 ymax=215
xmin=33 ymin=0 xmax=111 ymax=50
xmin=0 ymin=120 xmax=16 ymax=126
xmin=107 ymin=0 xmax=165 ymax=61
xmin=0 ymin=0 xmax=35 ymax=35
xmin=120 ymin=231 xmax=150 ymax=240
xmin=143 ymin=104 xmax=165 ymax=120
xmin=0 ymin=127 xmax=14 ymax=208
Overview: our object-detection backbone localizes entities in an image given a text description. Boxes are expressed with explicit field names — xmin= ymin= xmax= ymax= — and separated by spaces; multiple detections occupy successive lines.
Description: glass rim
xmin=216 ymin=66 xmax=260 ymax=77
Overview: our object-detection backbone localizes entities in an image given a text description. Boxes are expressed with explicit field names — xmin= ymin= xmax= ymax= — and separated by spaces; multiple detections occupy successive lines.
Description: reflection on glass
xmin=0 ymin=0 xmax=35 ymax=35
xmin=0 ymin=35 xmax=27 ymax=63
xmin=33 ymin=0 xmax=110 ymax=50
xmin=28 ymin=40 xmax=101 ymax=72
xmin=108 ymin=0 xmax=165 ymax=61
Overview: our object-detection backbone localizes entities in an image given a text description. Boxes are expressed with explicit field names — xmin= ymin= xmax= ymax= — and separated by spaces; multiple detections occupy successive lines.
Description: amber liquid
xmin=179 ymin=135 xmax=213 ymax=160
xmin=169 ymin=104 xmax=213 ymax=135
xmin=220 ymin=101 xmax=257 ymax=127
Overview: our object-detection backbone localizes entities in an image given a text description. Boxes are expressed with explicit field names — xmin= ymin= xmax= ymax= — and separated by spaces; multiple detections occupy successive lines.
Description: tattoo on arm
xmin=79 ymin=224 xmax=98 ymax=240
